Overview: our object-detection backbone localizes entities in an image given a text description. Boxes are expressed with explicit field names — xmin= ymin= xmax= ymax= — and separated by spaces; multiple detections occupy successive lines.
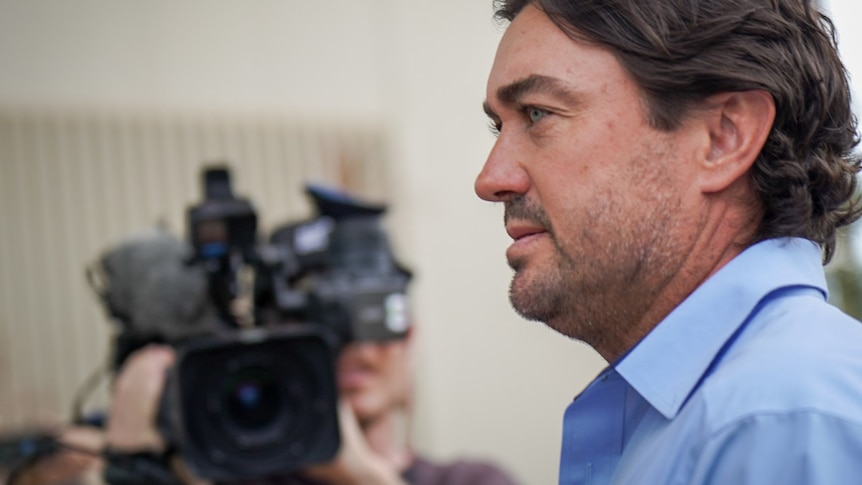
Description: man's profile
xmin=476 ymin=1 xmax=862 ymax=483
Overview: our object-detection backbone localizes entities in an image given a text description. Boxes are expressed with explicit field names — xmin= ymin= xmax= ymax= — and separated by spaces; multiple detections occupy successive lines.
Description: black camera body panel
xmin=162 ymin=325 xmax=341 ymax=481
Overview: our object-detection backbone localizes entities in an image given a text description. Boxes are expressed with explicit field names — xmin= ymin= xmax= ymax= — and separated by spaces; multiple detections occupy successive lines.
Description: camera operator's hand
xmin=105 ymin=345 xmax=214 ymax=485
xmin=106 ymin=344 xmax=175 ymax=452
xmin=300 ymin=400 xmax=409 ymax=485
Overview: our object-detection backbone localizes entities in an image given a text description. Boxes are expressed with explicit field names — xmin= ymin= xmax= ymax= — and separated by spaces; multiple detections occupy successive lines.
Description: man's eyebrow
xmin=496 ymin=74 xmax=581 ymax=107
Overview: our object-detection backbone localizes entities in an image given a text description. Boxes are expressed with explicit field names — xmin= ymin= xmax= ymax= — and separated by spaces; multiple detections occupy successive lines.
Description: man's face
xmin=476 ymin=5 xmax=706 ymax=356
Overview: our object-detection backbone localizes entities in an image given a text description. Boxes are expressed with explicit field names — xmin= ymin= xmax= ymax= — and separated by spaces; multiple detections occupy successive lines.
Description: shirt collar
xmin=615 ymin=237 xmax=827 ymax=419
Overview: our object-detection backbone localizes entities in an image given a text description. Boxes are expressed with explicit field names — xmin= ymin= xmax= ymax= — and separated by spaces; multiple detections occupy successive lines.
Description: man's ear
xmin=698 ymin=90 xmax=775 ymax=193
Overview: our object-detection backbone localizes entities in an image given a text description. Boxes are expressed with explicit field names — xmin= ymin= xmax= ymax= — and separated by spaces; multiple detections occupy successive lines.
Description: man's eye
xmin=488 ymin=119 xmax=502 ymax=136
xmin=527 ymin=107 xmax=548 ymax=123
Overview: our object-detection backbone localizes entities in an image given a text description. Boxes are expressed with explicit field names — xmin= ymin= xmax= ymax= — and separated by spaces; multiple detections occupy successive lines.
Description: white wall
xmin=829 ymin=1 xmax=862 ymax=100
xmin=0 ymin=2 xmax=604 ymax=485
xmin=828 ymin=0 xmax=862 ymax=243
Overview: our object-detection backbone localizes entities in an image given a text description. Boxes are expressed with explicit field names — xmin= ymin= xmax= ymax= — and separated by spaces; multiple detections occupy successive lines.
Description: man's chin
xmin=509 ymin=291 xmax=555 ymax=324
xmin=509 ymin=272 xmax=561 ymax=324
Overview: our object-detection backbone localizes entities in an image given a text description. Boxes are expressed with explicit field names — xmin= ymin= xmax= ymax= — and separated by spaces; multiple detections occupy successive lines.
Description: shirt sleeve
xmin=689 ymin=411 xmax=862 ymax=484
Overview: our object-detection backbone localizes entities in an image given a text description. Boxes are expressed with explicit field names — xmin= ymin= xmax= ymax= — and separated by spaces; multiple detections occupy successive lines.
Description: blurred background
xmin=0 ymin=1 xmax=860 ymax=484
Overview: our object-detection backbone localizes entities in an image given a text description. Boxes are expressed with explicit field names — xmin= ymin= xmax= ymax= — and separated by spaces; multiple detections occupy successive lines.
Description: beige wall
xmin=1 ymin=1 xmax=859 ymax=485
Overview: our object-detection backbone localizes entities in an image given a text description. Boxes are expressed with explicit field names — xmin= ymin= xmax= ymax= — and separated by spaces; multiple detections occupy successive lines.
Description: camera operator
xmin=103 ymin=325 xmax=519 ymax=485
xmin=90 ymin=173 xmax=520 ymax=485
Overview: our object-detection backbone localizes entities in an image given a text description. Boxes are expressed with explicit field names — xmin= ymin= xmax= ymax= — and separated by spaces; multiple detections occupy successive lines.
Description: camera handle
xmin=103 ymin=449 xmax=185 ymax=485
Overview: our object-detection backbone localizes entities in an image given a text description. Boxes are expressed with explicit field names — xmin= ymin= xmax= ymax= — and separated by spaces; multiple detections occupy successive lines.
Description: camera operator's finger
xmin=301 ymin=400 xmax=408 ymax=485
xmin=106 ymin=344 xmax=176 ymax=452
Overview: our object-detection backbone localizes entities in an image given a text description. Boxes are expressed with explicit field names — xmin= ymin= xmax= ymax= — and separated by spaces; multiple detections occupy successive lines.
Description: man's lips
xmin=505 ymin=222 xmax=549 ymax=263
xmin=506 ymin=222 xmax=548 ymax=241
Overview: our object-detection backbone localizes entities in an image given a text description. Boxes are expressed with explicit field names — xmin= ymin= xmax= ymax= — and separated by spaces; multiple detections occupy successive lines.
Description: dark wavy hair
xmin=494 ymin=0 xmax=861 ymax=262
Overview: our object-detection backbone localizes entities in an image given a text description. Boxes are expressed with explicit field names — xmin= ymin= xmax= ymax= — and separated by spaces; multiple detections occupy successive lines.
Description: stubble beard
xmin=508 ymin=246 xmax=571 ymax=327
xmin=504 ymin=177 xmax=683 ymax=352
xmin=508 ymin=233 xmax=620 ymax=348
xmin=504 ymin=196 xmax=605 ymax=340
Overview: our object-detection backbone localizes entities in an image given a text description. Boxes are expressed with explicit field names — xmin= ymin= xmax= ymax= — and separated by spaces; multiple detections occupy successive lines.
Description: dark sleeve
xmin=408 ymin=456 xmax=521 ymax=485
xmin=218 ymin=473 xmax=324 ymax=485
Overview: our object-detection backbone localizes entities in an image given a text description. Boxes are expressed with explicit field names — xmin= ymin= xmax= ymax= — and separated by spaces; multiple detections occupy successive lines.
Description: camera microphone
xmin=87 ymin=227 xmax=221 ymax=368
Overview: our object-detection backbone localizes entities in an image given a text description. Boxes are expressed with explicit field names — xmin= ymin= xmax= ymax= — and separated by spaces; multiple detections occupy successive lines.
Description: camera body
xmin=94 ymin=166 xmax=411 ymax=481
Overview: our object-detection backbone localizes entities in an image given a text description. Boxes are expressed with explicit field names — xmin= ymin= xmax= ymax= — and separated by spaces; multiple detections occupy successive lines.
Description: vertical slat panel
xmin=276 ymin=121 xmax=315 ymax=222
xmin=20 ymin=112 xmax=59 ymax=424
xmin=61 ymin=111 xmax=112 ymax=417
xmin=0 ymin=113 xmax=22 ymax=425
xmin=38 ymin=113 xmax=72 ymax=419
xmin=0 ymin=107 xmax=390 ymax=427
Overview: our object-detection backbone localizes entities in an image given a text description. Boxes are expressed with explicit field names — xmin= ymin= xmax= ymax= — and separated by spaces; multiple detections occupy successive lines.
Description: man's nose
xmin=474 ymin=136 xmax=530 ymax=202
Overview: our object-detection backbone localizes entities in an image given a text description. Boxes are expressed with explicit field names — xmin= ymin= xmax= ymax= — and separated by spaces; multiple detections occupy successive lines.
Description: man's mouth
xmin=506 ymin=222 xmax=548 ymax=241
xmin=505 ymin=221 xmax=549 ymax=263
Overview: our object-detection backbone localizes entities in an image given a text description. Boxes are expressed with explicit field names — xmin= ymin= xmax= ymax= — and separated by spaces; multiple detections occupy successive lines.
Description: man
xmin=476 ymin=0 xmax=862 ymax=484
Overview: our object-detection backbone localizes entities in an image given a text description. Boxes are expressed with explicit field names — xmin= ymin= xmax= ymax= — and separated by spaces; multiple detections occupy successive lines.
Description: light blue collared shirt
xmin=559 ymin=238 xmax=862 ymax=485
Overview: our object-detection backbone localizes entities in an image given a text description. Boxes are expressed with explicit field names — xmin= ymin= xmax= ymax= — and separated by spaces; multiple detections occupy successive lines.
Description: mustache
xmin=504 ymin=195 xmax=552 ymax=230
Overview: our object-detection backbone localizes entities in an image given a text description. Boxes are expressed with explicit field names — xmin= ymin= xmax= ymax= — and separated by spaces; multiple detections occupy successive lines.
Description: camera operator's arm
xmin=2 ymin=425 xmax=104 ymax=485
xmin=104 ymin=345 xmax=210 ymax=485
xmin=300 ymin=401 xmax=409 ymax=485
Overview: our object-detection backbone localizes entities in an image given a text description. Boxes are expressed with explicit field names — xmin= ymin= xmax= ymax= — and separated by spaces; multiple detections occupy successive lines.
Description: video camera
xmin=89 ymin=166 xmax=412 ymax=482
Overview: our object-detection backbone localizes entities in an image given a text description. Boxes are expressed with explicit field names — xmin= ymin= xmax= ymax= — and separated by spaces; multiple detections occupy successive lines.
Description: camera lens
xmin=177 ymin=330 xmax=341 ymax=479
xmin=224 ymin=366 xmax=281 ymax=430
